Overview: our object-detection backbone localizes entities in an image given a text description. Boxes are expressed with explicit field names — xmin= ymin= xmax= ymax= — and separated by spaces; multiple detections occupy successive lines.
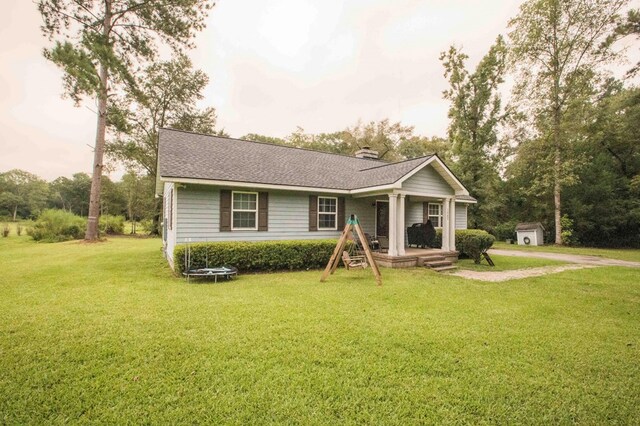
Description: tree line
xmin=31 ymin=0 xmax=639 ymax=246
xmin=0 ymin=170 xmax=155 ymax=232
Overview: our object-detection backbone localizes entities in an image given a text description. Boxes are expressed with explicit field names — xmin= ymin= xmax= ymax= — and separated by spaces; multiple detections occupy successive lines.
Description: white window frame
xmin=231 ymin=191 xmax=258 ymax=231
xmin=317 ymin=196 xmax=338 ymax=231
xmin=428 ymin=203 xmax=443 ymax=228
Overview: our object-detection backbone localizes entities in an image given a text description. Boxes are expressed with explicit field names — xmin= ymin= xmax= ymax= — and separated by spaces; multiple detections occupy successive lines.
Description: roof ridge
xmin=159 ymin=127 xmax=387 ymax=164
xmin=357 ymin=155 xmax=433 ymax=172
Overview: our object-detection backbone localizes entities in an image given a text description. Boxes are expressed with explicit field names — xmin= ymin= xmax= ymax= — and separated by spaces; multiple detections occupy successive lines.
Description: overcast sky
xmin=0 ymin=0 xmax=636 ymax=180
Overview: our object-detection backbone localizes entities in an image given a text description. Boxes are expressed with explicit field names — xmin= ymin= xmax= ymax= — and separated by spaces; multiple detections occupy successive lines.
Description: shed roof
xmin=158 ymin=128 xmax=474 ymax=198
xmin=516 ymin=222 xmax=545 ymax=231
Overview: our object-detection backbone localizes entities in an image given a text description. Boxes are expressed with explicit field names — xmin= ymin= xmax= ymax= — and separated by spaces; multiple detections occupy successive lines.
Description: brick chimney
xmin=354 ymin=146 xmax=379 ymax=159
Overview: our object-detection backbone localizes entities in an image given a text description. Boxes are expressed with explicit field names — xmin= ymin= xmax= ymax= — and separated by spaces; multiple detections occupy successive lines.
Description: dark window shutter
xmin=423 ymin=202 xmax=428 ymax=223
xmin=309 ymin=195 xmax=317 ymax=231
xmin=220 ymin=190 xmax=231 ymax=231
xmin=337 ymin=197 xmax=345 ymax=229
xmin=258 ymin=192 xmax=268 ymax=231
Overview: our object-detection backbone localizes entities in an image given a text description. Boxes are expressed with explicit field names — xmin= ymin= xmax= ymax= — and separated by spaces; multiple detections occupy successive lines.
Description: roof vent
xmin=355 ymin=147 xmax=379 ymax=159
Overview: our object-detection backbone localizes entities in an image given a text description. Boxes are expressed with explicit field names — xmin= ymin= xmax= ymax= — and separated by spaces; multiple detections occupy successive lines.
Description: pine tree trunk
xmin=12 ymin=205 xmax=17 ymax=222
xmin=553 ymin=107 xmax=562 ymax=245
xmin=554 ymin=147 xmax=562 ymax=244
xmin=84 ymin=1 xmax=111 ymax=241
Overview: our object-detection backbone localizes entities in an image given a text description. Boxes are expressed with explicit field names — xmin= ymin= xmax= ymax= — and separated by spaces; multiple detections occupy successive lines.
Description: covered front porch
xmin=348 ymin=190 xmax=463 ymax=268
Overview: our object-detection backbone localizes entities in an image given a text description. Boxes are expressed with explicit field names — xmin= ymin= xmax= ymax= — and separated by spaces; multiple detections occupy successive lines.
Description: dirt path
xmin=449 ymin=248 xmax=639 ymax=282
xmin=451 ymin=264 xmax=597 ymax=282
xmin=488 ymin=249 xmax=640 ymax=268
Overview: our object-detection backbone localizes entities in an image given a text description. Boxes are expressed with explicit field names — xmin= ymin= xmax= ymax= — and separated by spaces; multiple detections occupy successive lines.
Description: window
xmin=232 ymin=191 xmax=258 ymax=230
xmin=428 ymin=203 xmax=443 ymax=227
xmin=318 ymin=196 xmax=337 ymax=230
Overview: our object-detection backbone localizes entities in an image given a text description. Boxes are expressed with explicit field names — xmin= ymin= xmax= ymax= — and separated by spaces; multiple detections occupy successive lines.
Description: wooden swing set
xmin=320 ymin=214 xmax=382 ymax=286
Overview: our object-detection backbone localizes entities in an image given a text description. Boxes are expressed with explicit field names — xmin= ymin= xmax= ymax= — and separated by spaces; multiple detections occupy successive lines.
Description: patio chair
xmin=377 ymin=236 xmax=389 ymax=253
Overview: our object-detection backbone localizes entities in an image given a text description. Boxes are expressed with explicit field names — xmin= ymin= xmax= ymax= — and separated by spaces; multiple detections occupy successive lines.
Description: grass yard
xmin=1 ymin=234 xmax=639 ymax=424
xmin=493 ymin=241 xmax=640 ymax=263
xmin=457 ymin=254 xmax=567 ymax=271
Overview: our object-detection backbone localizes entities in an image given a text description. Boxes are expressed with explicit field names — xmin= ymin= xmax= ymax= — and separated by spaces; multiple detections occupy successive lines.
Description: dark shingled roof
xmin=516 ymin=222 xmax=545 ymax=231
xmin=158 ymin=128 xmax=434 ymax=191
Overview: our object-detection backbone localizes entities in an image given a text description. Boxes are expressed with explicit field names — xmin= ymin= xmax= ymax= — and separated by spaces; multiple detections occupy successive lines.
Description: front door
xmin=376 ymin=201 xmax=389 ymax=237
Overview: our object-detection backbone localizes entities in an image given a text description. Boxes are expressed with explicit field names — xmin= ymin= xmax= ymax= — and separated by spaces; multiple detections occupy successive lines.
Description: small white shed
xmin=516 ymin=222 xmax=545 ymax=246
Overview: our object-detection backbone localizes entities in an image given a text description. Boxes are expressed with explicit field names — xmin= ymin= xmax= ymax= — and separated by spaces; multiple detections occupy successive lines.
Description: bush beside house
xmin=174 ymin=240 xmax=354 ymax=274
xmin=432 ymin=229 xmax=495 ymax=264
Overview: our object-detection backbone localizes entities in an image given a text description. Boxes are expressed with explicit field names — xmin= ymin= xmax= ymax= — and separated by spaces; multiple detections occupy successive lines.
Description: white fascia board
xmin=454 ymin=198 xmax=477 ymax=204
xmin=349 ymin=183 xmax=399 ymax=195
xmin=395 ymin=190 xmax=452 ymax=199
xmin=160 ymin=177 xmax=350 ymax=194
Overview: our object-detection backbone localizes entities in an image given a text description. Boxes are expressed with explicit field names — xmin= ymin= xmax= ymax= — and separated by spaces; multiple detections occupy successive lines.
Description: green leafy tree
xmin=440 ymin=36 xmax=508 ymax=229
xmin=398 ymin=136 xmax=452 ymax=162
xmin=119 ymin=170 xmax=155 ymax=233
xmin=107 ymin=55 xmax=219 ymax=234
xmin=242 ymin=133 xmax=288 ymax=146
xmin=508 ymin=0 xmax=629 ymax=243
xmin=341 ymin=119 xmax=414 ymax=161
xmin=39 ymin=0 xmax=214 ymax=240
xmin=49 ymin=173 xmax=92 ymax=216
xmin=0 ymin=170 xmax=49 ymax=220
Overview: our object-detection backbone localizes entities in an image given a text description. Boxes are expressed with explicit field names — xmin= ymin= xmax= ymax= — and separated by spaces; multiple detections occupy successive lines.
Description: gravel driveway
xmin=449 ymin=248 xmax=639 ymax=282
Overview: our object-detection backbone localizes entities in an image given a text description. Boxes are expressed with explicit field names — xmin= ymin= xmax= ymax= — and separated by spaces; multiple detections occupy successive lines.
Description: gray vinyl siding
xmin=455 ymin=203 xmax=467 ymax=229
xmin=405 ymin=201 xmax=423 ymax=226
xmin=175 ymin=185 xmax=376 ymax=243
xmin=401 ymin=165 xmax=454 ymax=196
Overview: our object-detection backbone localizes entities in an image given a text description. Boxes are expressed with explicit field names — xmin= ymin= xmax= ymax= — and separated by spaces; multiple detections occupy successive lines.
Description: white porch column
xmin=442 ymin=198 xmax=450 ymax=251
xmin=388 ymin=194 xmax=398 ymax=256
xmin=397 ymin=194 xmax=406 ymax=256
xmin=449 ymin=198 xmax=456 ymax=252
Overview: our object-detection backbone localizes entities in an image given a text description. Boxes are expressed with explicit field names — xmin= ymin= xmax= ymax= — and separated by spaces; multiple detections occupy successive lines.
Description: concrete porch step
xmin=425 ymin=260 xmax=452 ymax=268
xmin=431 ymin=265 xmax=458 ymax=272
xmin=416 ymin=255 xmax=446 ymax=266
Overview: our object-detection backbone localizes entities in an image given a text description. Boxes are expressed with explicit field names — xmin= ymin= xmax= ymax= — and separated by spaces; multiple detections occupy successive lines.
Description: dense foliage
xmin=430 ymin=229 xmax=495 ymax=263
xmin=174 ymin=240 xmax=354 ymax=274
xmin=98 ymin=215 xmax=125 ymax=235
xmin=28 ymin=209 xmax=86 ymax=242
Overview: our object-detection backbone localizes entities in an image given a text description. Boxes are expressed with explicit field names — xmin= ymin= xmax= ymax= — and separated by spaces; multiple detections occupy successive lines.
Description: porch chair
xmin=377 ymin=236 xmax=389 ymax=253
xmin=342 ymin=251 xmax=367 ymax=270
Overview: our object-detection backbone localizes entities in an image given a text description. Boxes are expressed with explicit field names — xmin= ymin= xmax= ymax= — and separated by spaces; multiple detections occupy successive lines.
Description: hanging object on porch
xmin=320 ymin=214 xmax=382 ymax=286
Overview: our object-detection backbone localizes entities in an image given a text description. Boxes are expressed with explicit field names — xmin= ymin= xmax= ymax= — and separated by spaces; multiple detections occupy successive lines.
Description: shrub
xmin=16 ymin=224 xmax=22 ymax=236
xmin=456 ymin=229 xmax=495 ymax=263
xmin=174 ymin=239 xmax=353 ymax=274
xmin=1 ymin=224 xmax=9 ymax=238
xmin=139 ymin=219 xmax=154 ymax=234
xmin=28 ymin=209 xmax=86 ymax=242
xmin=431 ymin=229 xmax=495 ymax=264
xmin=99 ymin=214 xmax=125 ymax=235
xmin=491 ymin=222 xmax=517 ymax=241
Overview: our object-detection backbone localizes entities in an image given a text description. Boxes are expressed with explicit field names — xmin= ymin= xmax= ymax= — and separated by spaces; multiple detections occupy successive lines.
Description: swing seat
xmin=342 ymin=251 xmax=367 ymax=270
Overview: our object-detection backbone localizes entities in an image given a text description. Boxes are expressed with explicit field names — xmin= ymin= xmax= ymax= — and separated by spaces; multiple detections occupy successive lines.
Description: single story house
xmin=157 ymin=128 xmax=476 ymax=269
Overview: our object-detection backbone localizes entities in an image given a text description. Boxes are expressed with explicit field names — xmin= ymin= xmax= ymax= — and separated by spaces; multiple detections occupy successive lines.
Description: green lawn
xmin=457 ymin=254 xmax=567 ymax=271
xmin=493 ymin=241 xmax=640 ymax=263
xmin=1 ymin=234 xmax=639 ymax=424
